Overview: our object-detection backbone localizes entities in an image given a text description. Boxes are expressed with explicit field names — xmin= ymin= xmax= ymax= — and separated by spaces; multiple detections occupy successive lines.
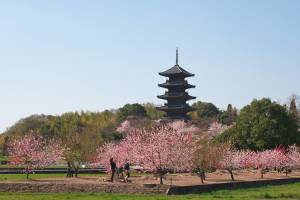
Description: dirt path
xmin=1 ymin=170 xmax=299 ymax=194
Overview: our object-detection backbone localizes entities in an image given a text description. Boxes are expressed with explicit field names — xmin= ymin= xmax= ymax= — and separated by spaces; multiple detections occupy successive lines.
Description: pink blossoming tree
xmin=167 ymin=120 xmax=199 ymax=134
xmin=252 ymin=147 xmax=288 ymax=178
xmin=280 ymin=145 xmax=300 ymax=176
xmin=219 ymin=148 xmax=255 ymax=181
xmin=116 ymin=120 xmax=132 ymax=133
xmin=95 ymin=125 xmax=195 ymax=184
xmin=287 ymin=145 xmax=300 ymax=169
xmin=7 ymin=134 xmax=65 ymax=179
xmin=206 ymin=122 xmax=230 ymax=138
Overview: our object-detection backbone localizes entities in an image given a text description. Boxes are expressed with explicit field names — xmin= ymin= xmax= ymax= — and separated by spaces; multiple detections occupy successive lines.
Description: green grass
xmin=0 ymin=173 xmax=104 ymax=181
xmin=1 ymin=182 xmax=300 ymax=199
xmin=0 ymin=154 xmax=7 ymax=162
xmin=0 ymin=172 xmax=148 ymax=181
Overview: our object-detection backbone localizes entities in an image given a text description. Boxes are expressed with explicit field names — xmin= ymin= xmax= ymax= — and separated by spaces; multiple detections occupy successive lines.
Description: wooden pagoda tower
xmin=157 ymin=49 xmax=196 ymax=120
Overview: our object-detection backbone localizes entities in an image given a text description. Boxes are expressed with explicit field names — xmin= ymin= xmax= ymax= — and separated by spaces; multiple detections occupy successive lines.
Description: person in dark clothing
xmin=109 ymin=158 xmax=117 ymax=182
xmin=66 ymin=162 xmax=74 ymax=178
xmin=117 ymin=166 xmax=124 ymax=180
xmin=124 ymin=161 xmax=130 ymax=182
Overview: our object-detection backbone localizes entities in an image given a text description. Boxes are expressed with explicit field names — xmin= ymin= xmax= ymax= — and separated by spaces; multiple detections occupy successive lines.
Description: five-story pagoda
xmin=157 ymin=49 xmax=196 ymax=120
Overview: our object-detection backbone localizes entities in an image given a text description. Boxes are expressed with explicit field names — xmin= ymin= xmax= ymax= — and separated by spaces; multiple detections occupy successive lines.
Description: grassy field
xmin=0 ymin=172 xmax=152 ymax=181
xmin=0 ymin=173 xmax=67 ymax=181
xmin=0 ymin=182 xmax=300 ymax=200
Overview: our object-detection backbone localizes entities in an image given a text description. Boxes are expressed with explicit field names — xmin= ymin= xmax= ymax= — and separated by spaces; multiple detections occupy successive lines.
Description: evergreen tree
xmin=289 ymin=97 xmax=297 ymax=116
xmin=219 ymin=104 xmax=238 ymax=125
xmin=190 ymin=101 xmax=221 ymax=120
xmin=289 ymin=95 xmax=299 ymax=117
xmin=218 ymin=98 xmax=300 ymax=150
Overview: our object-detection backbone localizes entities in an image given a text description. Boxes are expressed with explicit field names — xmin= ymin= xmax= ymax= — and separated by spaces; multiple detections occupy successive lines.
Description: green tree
xmin=290 ymin=98 xmax=297 ymax=115
xmin=64 ymin=130 xmax=101 ymax=177
xmin=143 ymin=103 xmax=165 ymax=120
xmin=219 ymin=98 xmax=300 ymax=150
xmin=190 ymin=101 xmax=221 ymax=121
xmin=192 ymin=139 xmax=226 ymax=183
xmin=219 ymin=104 xmax=238 ymax=125
xmin=0 ymin=135 xmax=9 ymax=156
xmin=116 ymin=103 xmax=147 ymax=123
xmin=288 ymin=95 xmax=299 ymax=122
xmin=4 ymin=114 xmax=51 ymax=137
xmin=2 ymin=110 xmax=122 ymax=157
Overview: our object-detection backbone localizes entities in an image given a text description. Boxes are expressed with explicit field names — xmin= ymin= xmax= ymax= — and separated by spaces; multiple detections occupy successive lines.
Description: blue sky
xmin=0 ymin=0 xmax=300 ymax=133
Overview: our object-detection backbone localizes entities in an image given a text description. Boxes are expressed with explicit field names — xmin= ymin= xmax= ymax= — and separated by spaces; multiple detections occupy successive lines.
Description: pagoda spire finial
xmin=176 ymin=47 xmax=178 ymax=65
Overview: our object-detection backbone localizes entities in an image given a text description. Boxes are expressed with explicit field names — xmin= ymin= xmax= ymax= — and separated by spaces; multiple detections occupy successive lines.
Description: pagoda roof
xmin=158 ymin=81 xmax=195 ymax=89
xmin=157 ymin=93 xmax=196 ymax=100
xmin=159 ymin=65 xmax=194 ymax=77
xmin=157 ymin=105 xmax=194 ymax=112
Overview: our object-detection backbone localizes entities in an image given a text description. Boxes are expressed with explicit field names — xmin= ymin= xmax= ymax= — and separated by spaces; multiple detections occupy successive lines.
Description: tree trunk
xmin=200 ymin=173 xmax=204 ymax=183
xmin=228 ymin=169 xmax=234 ymax=181
xmin=197 ymin=169 xmax=205 ymax=183
xmin=159 ymin=174 xmax=163 ymax=185
xmin=26 ymin=167 xmax=29 ymax=180
xmin=66 ymin=162 xmax=72 ymax=177
xmin=75 ymin=167 xmax=78 ymax=178
xmin=202 ymin=171 xmax=206 ymax=180
xmin=261 ymin=169 xmax=264 ymax=179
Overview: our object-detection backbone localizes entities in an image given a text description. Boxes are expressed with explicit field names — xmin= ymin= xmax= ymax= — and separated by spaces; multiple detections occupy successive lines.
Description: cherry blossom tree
xmin=94 ymin=125 xmax=195 ymax=184
xmin=253 ymin=148 xmax=288 ymax=178
xmin=206 ymin=122 xmax=230 ymax=138
xmin=167 ymin=120 xmax=199 ymax=134
xmin=280 ymin=145 xmax=300 ymax=176
xmin=219 ymin=148 xmax=255 ymax=181
xmin=117 ymin=119 xmax=199 ymax=135
xmin=131 ymin=126 xmax=195 ymax=184
xmin=94 ymin=141 xmax=132 ymax=172
xmin=287 ymin=145 xmax=300 ymax=169
xmin=218 ymin=146 xmax=300 ymax=180
xmin=7 ymin=134 xmax=64 ymax=179
xmin=116 ymin=120 xmax=132 ymax=133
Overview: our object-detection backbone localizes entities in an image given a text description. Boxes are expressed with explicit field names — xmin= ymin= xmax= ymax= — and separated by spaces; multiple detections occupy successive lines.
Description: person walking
xmin=124 ymin=160 xmax=130 ymax=182
xmin=109 ymin=158 xmax=117 ymax=182
xmin=117 ymin=166 xmax=124 ymax=181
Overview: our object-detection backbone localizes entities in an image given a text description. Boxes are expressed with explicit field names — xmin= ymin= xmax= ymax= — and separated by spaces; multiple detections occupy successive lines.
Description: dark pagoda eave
xmin=158 ymin=83 xmax=195 ymax=89
xmin=159 ymin=72 xmax=194 ymax=78
xmin=159 ymin=65 xmax=194 ymax=77
xmin=157 ymin=94 xmax=196 ymax=100
xmin=157 ymin=105 xmax=195 ymax=112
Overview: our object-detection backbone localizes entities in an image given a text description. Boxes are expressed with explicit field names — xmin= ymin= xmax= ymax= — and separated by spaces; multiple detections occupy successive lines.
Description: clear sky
xmin=0 ymin=0 xmax=300 ymax=133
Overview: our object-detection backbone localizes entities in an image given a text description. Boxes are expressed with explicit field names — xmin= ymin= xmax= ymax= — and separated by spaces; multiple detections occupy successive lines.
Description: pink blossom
xmin=116 ymin=120 xmax=132 ymax=133
xmin=94 ymin=125 xmax=195 ymax=184
xmin=218 ymin=149 xmax=255 ymax=180
xmin=286 ymin=145 xmax=300 ymax=169
xmin=219 ymin=150 xmax=254 ymax=171
xmin=167 ymin=120 xmax=198 ymax=134
xmin=7 ymin=134 xmax=65 ymax=178
xmin=253 ymin=148 xmax=288 ymax=170
xmin=206 ymin=122 xmax=230 ymax=138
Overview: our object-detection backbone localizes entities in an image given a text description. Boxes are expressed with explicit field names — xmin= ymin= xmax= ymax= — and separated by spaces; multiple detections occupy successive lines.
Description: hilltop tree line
xmin=1 ymin=96 xmax=300 ymax=160
xmin=0 ymin=101 xmax=236 ymax=146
